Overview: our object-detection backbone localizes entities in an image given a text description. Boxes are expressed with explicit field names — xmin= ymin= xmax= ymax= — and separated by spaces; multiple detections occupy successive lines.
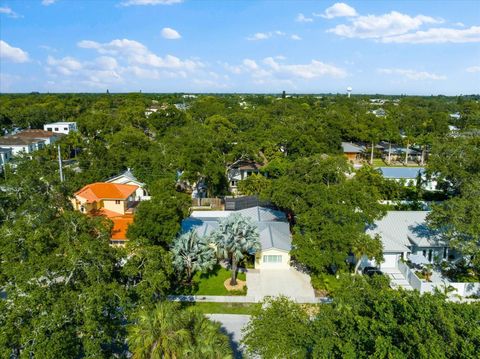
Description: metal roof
xmin=367 ymin=211 xmax=445 ymax=253
xmin=341 ymin=142 xmax=365 ymax=153
xmin=377 ymin=167 xmax=425 ymax=179
xmin=182 ymin=206 xmax=291 ymax=252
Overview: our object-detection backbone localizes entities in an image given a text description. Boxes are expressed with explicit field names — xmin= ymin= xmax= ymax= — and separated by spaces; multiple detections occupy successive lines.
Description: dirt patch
xmin=224 ymin=278 xmax=246 ymax=291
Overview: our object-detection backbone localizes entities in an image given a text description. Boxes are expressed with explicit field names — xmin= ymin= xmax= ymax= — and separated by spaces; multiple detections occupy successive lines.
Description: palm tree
xmin=184 ymin=310 xmax=232 ymax=359
xmin=171 ymin=230 xmax=217 ymax=283
xmin=127 ymin=302 xmax=191 ymax=359
xmin=352 ymin=233 xmax=384 ymax=274
xmin=128 ymin=302 xmax=233 ymax=359
xmin=210 ymin=213 xmax=260 ymax=286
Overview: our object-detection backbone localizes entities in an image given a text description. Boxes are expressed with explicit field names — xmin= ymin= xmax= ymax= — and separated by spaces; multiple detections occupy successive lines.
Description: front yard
xmin=175 ymin=265 xmax=247 ymax=296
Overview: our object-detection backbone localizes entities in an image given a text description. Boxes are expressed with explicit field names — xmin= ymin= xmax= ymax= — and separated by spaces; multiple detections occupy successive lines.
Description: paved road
xmin=207 ymin=314 xmax=251 ymax=359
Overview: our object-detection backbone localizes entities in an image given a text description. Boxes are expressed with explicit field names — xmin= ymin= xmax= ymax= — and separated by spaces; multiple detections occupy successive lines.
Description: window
xmin=54 ymin=127 xmax=59 ymax=131
xmin=443 ymin=247 xmax=448 ymax=259
xmin=64 ymin=127 xmax=68 ymax=130
xmin=46 ymin=127 xmax=52 ymax=131
xmin=115 ymin=200 xmax=121 ymax=204
xmin=263 ymin=255 xmax=282 ymax=263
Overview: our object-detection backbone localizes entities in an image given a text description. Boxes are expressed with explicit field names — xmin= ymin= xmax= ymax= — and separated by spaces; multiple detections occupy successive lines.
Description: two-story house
xmin=71 ymin=182 xmax=139 ymax=245
xmin=227 ymin=159 xmax=263 ymax=193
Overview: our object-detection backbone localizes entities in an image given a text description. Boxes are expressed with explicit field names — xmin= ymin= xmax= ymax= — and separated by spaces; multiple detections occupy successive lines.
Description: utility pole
xmin=58 ymin=145 xmax=64 ymax=183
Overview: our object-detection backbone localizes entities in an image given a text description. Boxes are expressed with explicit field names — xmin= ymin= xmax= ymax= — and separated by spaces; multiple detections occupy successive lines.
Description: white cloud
xmin=378 ymin=68 xmax=446 ymax=80
xmin=42 ymin=0 xmax=58 ymax=5
xmin=120 ymin=0 xmax=182 ymax=6
xmin=0 ymin=6 xmax=20 ymax=18
xmin=242 ymin=59 xmax=258 ymax=70
xmin=466 ymin=66 xmax=480 ymax=73
xmin=246 ymin=32 xmax=272 ymax=41
xmin=78 ymin=38 xmax=202 ymax=70
xmin=319 ymin=3 xmax=357 ymax=19
xmin=47 ymin=56 xmax=83 ymax=75
xmin=247 ymin=31 xmax=301 ymax=41
xmin=296 ymin=13 xmax=313 ymax=23
xmin=0 ymin=40 xmax=29 ymax=63
xmin=382 ymin=26 xmax=480 ymax=43
xmin=161 ymin=27 xmax=181 ymax=39
xmin=263 ymin=57 xmax=347 ymax=79
xmin=224 ymin=57 xmax=346 ymax=81
xmin=328 ymin=11 xmax=442 ymax=39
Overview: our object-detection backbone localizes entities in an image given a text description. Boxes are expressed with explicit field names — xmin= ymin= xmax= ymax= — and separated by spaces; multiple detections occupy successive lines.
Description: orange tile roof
xmin=111 ymin=215 xmax=134 ymax=240
xmin=75 ymin=182 xmax=138 ymax=203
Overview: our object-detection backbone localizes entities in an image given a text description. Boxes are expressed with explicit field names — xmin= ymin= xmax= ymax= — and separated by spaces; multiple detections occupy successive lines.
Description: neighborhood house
xmin=227 ymin=159 xmax=263 ymax=193
xmin=44 ymin=121 xmax=78 ymax=135
xmin=377 ymin=167 xmax=437 ymax=191
xmin=71 ymin=182 xmax=139 ymax=245
xmin=365 ymin=211 xmax=451 ymax=271
xmin=182 ymin=206 xmax=292 ymax=269
xmin=106 ymin=168 xmax=151 ymax=201
xmin=0 ymin=136 xmax=45 ymax=155
xmin=341 ymin=142 xmax=365 ymax=163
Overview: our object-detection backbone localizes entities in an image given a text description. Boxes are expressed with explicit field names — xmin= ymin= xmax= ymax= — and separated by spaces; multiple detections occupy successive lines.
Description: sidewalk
xmin=167 ymin=294 xmax=331 ymax=304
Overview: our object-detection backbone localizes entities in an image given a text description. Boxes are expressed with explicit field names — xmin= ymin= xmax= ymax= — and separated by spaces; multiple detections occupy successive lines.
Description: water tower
xmin=346 ymin=86 xmax=352 ymax=98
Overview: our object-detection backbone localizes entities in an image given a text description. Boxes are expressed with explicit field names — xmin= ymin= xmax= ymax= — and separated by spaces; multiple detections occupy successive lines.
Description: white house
xmin=227 ymin=159 xmax=263 ymax=193
xmin=0 ymin=137 xmax=45 ymax=155
xmin=377 ymin=167 xmax=437 ymax=191
xmin=105 ymin=168 xmax=150 ymax=201
xmin=182 ymin=206 xmax=292 ymax=270
xmin=365 ymin=211 xmax=449 ymax=270
xmin=13 ymin=129 xmax=61 ymax=146
xmin=44 ymin=122 xmax=78 ymax=135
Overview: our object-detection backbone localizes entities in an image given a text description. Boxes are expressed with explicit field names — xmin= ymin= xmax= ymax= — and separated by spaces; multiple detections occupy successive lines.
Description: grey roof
xmin=377 ymin=167 xmax=425 ymax=179
xmin=182 ymin=206 xmax=291 ymax=252
xmin=367 ymin=211 xmax=445 ymax=253
xmin=341 ymin=142 xmax=365 ymax=154
xmin=236 ymin=206 xmax=286 ymax=222
xmin=258 ymin=222 xmax=291 ymax=251
xmin=0 ymin=137 xmax=43 ymax=146
xmin=106 ymin=169 xmax=144 ymax=185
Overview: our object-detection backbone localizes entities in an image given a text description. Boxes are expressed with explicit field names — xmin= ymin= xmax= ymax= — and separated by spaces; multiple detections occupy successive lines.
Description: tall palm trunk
xmin=230 ymin=257 xmax=238 ymax=286
xmin=370 ymin=141 xmax=374 ymax=165
xmin=388 ymin=142 xmax=392 ymax=164
xmin=404 ymin=140 xmax=409 ymax=165
xmin=420 ymin=145 xmax=425 ymax=166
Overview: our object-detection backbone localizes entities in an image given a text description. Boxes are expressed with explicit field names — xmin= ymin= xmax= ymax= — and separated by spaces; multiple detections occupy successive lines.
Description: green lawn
xmin=192 ymin=266 xmax=247 ymax=296
xmin=185 ymin=302 xmax=260 ymax=315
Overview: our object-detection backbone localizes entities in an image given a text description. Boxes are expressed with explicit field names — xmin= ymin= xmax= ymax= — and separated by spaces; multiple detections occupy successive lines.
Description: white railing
xmin=398 ymin=260 xmax=422 ymax=291
xmin=398 ymin=261 xmax=480 ymax=297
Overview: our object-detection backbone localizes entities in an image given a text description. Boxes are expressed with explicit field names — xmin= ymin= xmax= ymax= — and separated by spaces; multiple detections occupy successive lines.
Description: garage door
xmin=381 ymin=254 xmax=399 ymax=269
xmin=262 ymin=255 xmax=284 ymax=268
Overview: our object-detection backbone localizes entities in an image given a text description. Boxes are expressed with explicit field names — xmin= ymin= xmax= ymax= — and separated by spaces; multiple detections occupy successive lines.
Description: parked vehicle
xmin=363 ymin=266 xmax=384 ymax=277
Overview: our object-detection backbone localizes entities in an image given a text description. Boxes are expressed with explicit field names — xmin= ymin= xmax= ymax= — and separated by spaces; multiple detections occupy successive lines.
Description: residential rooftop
xmin=0 ymin=136 xmax=44 ymax=146
xmin=377 ymin=167 xmax=425 ymax=179
xmin=367 ymin=211 xmax=444 ymax=252
xmin=74 ymin=182 xmax=138 ymax=202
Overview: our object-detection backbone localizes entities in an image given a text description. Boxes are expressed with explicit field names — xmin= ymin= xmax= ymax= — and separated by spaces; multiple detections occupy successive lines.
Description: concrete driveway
xmin=207 ymin=314 xmax=251 ymax=359
xmin=246 ymin=267 xmax=316 ymax=301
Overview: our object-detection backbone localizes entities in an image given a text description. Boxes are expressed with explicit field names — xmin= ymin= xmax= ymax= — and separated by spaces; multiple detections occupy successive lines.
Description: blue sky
xmin=1 ymin=0 xmax=479 ymax=94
